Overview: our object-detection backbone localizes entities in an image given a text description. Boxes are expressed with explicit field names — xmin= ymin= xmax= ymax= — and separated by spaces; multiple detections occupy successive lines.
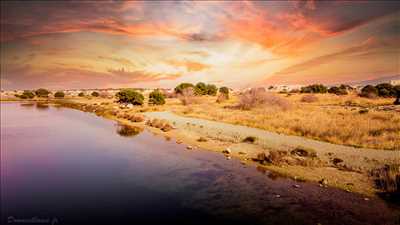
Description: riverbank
xmin=2 ymin=98 xmax=399 ymax=197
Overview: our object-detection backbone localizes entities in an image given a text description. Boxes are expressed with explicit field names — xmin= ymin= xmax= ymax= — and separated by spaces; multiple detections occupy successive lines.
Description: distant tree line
xmin=174 ymin=82 xmax=219 ymax=96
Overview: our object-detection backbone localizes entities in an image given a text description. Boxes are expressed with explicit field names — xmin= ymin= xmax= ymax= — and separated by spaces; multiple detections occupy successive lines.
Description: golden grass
xmin=167 ymin=94 xmax=399 ymax=150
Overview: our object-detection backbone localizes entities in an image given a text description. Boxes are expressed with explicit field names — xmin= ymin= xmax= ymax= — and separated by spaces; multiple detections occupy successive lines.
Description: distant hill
xmin=345 ymin=75 xmax=400 ymax=86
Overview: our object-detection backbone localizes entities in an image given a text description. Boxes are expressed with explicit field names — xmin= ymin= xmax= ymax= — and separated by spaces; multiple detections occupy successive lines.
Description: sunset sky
xmin=1 ymin=1 xmax=399 ymax=90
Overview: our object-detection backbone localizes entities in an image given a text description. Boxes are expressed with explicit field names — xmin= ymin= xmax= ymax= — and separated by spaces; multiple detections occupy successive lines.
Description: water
xmin=1 ymin=102 xmax=399 ymax=225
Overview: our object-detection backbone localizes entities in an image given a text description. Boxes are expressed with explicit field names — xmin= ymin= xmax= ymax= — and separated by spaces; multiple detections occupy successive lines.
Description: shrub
xmin=242 ymin=136 xmax=257 ymax=143
xmin=371 ymin=164 xmax=399 ymax=194
xmin=78 ymin=92 xmax=85 ymax=97
xmin=178 ymin=87 xmax=196 ymax=105
xmin=300 ymin=84 xmax=327 ymax=93
xmin=206 ymin=84 xmax=218 ymax=96
xmin=116 ymin=124 xmax=142 ymax=137
xmin=20 ymin=90 xmax=35 ymax=99
xmin=238 ymin=88 xmax=291 ymax=110
xmin=360 ymin=85 xmax=378 ymax=98
xmin=128 ymin=114 xmax=145 ymax=122
xmin=149 ymin=89 xmax=166 ymax=105
xmin=301 ymin=94 xmax=318 ymax=103
xmin=219 ymin=86 xmax=229 ymax=97
xmin=194 ymin=82 xmax=207 ymax=95
xmin=35 ymin=88 xmax=50 ymax=97
xmin=116 ymin=89 xmax=144 ymax=105
xmin=91 ymin=91 xmax=100 ymax=97
xmin=394 ymin=85 xmax=400 ymax=105
xmin=175 ymin=83 xmax=194 ymax=94
xmin=197 ymin=137 xmax=208 ymax=142
xmin=328 ymin=86 xmax=348 ymax=95
xmin=54 ymin=91 xmax=65 ymax=98
xmin=375 ymin=83 xmax=396 ymax=97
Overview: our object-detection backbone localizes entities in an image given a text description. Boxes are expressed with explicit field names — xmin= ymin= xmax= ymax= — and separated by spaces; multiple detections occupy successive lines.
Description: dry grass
xmin=170 ymin=94 xmax=400 ymax=150
xmin=301 ymin=94 xmax=318 ymax=103
xmin=146 ymin=118 xmax=174 ymax=132
xmin=371 ymin=164 xmax=399 ymax=194
xmin=237 ymin=88 xmax=291 ymax=110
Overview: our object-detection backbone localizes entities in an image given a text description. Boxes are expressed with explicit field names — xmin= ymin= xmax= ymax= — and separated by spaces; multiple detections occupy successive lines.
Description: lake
xmin=1 ymin=102 xmax=399 ymax=225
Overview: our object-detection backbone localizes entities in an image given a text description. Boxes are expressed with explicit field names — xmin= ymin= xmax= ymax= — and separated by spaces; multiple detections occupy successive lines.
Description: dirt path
xmin=144 ymin=111 xmax=399 ymax=172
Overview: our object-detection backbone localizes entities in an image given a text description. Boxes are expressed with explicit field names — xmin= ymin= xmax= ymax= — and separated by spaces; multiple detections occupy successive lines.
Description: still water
xmin=1 ymin=102 xmax=399 ymax=225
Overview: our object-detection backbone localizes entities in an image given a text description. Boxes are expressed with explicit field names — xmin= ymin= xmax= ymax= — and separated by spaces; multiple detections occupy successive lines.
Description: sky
xmin=1 ymin=0 xmax=399 ymax=90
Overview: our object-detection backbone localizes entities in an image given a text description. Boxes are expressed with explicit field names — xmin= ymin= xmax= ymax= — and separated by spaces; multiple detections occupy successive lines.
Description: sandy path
xmin=145 ymin=111 xmax=399 ymax=170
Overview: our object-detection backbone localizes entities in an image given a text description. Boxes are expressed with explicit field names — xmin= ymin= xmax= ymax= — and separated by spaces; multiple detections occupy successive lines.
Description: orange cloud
xmin=166 ymin=60 xmax=210 ymax=72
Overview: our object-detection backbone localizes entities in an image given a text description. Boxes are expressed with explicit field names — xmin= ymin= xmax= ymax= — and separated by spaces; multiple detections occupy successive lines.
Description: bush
xmin=301 ymin=84 xmax=327 ymax=93
xmin=238 ymin=88 xmax=291 ymax=110
xmin=328 ymin=86 xmax=348 ymax=95
xmin=375 ymin=83 xmax=396 ymax=97
xmin=116 ymin=89 xmax=144 ymax=105
xmin=54 ymin=91 xmax=65 ymax=98
xmin=91 ymin=91 xmax=100 ymax=97
xmin=301 ymin=94 xmax=318 ymax=103
xmin=20 ymin=90 xmax=35 ymax=99
xmin=175 ymin=83 xmax=194 ymax=94
xmin=78 ymin=92 xmax=85 ymax=97
xmin=206 ymin=84 xmax=217 ymax=96
xmin=219 ymin=87 xmax=229 ymax=97
xmin=394 ymin=85 xmax=400 ymax=105
xmin=178 ymin=87 xmax=196 ymax=105
xmin=116 ymin=124 xmax=142 ymax=137
xmin=194 ymin=82 xmax=207 ymax=95
xmin=360 ymin=85 xmax=378 ymax=98
xmin=35 ymin=88 xmax=50 ymax=97
xmin=242 ymin=136 xmax=257 ymax=143
xmin=149 ymin=89 xmax=166 ymax=105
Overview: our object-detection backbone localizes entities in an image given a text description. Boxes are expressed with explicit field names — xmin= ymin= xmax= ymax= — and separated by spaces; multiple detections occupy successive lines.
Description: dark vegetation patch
xmin=242 ymin=136 xmax=257 ymax=143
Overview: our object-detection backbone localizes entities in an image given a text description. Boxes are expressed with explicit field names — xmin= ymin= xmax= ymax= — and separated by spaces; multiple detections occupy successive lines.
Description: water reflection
xmin=35 ymin=102 xmax=49 ymax=110
xmin=20 ymin=103 xmax=34 ymax=107
xmin=115 ymin=123 xmax=143 ymax=137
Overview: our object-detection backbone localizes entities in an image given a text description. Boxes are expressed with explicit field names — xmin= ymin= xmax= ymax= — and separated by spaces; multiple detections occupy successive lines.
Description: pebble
xmin=293 ymin=184 xmax=301 ymax=188
xmin=226 ymin=156 xmax=231 ymax=160
xmin=186 ymin=145 xmax=193 ymax=150
xmin=275 ymin=194 xmax=281 ymax=198
xmin=364 ymin=198 xmax=369 ymax=201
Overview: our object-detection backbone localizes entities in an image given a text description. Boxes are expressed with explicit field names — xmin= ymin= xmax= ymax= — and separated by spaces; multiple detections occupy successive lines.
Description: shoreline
xmin=2 ymin=99 xmax=399 ymax=197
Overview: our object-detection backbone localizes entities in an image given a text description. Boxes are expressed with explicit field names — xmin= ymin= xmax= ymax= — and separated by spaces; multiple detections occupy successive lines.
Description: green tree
xmin=375 ymin=83 xmax=395 ymax=97
xmin=219 ymin=87 xmax=229 ymax=95
xmin=116 ymin=89 xmax=144 ymax=105
xmin=149 ymin=89 xmax=166 ymax=105
xmin=21 ymin=90 xmax=35 ymax=99
xmin=35 ymin=88 xmax=50 ymax=97
xmin=78 ymin=92 xmax=85 ymax=97
xmin=394 ymin=85 xmax=400 ymax=105
xmin=54 ymin=91 xmax=65 ymax=98
xmin=91 ymin=91 xmax=100 ymax=97
xmin=360 ymin=85 xmax=378 ymax=98
xmin=195 ymin=82 xmax=207 ymax=95
xmin=328 ymin=86 xmax=347 ymax=95
xmin=149 ymin=89 xmax=165 ymax=105
xmin=174 ymin=83 xmax=194 ymax=94
xmin=206 ymin=84 xmax=218 ymax=96
xmin=301 ymin=84 xmax=327 ymax=93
